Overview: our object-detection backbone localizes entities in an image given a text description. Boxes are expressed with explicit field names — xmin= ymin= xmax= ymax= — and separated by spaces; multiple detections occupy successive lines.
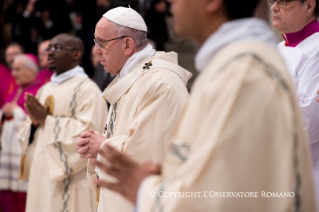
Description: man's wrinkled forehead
xmin=95 ymin=18 xmax=115 ymax=38
xmin=96 ymin=17 xmax=111 ymax=29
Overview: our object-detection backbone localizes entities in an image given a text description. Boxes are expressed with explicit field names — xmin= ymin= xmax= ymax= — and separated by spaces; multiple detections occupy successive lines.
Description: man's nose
xmin=47 ymin=50 xmax=54 ymax=57
xmin=93 ymin=44 xmax=102 ymax=55
xmin=270 ymin=2 xmax=280 ymax=12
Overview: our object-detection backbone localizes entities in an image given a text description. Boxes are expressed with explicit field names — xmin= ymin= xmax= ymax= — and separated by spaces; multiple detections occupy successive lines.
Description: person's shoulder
xmin=203 ymin=40 xmax=292 ymax=87
xmin=77 ymin=77 xmax=101 ymax=91
xmin=65 ymin=76 xmax=102 ymax=95
xmin=297 ymin=33 xmax=319 ymax=58
xmin=206 ymin=40 xmax=284 ymax=71
xmin=141 ymin=52 xmax=191 ymax=86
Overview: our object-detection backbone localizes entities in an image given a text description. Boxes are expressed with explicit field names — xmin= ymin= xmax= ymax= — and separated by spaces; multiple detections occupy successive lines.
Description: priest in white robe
xmin=92 ymin=0 xmax=317 ymax=211
xmin=75 ymin=7 xmax=192 ymax=212
xmin=270 ymin=0 xmax=319 ymax=208
xmin=18 ymin=34 xmax=108 ymax=212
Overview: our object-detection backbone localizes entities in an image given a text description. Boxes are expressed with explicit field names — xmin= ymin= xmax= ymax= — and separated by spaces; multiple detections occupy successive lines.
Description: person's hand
xmin=2 ymin=102 xmax=17 ymax=117
xmin=24 ymin=93 xmax=48 ymax=125
xmin=92 ymin=144 xmax=161 ymax=204
xmin=76 ymin=130 xmax=106 ymax=158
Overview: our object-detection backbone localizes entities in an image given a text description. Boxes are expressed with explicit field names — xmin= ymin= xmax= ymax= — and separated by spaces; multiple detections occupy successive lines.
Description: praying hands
xmin=76 ymin=130 xmax=106 ymax=158
xmin=24 ymin=93 xmax=48 ymax=125
xmin=91 ymin=144 xmax=161 ymax=204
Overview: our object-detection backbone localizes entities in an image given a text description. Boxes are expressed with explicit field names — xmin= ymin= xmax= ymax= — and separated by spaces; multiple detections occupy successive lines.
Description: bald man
xmin=18 ymin=33 xmax=108 ymax=212
xmin=37 ymin=40 xmax=54 ymax=84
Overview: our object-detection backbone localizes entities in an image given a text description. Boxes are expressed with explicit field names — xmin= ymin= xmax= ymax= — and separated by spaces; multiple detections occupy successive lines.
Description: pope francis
xmin=75 ymin=7 xmax=192 ymax=212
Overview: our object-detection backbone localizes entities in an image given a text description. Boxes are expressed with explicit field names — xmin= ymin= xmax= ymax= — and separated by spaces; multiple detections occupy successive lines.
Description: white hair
xmin=109 ymin=21 xmax=148 ymax=49
xmin=14 ymin=55 xmax=39 ymax=73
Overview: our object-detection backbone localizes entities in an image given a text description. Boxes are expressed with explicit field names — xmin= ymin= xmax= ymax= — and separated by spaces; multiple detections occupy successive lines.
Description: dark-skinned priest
xmin=18 ymin=33 xmax=108 ymax=212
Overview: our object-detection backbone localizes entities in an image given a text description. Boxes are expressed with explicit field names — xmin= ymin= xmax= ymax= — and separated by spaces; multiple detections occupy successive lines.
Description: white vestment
xmin=136 ymin=18 xmax=317 ymax=212
xmin=18 ymin=72 xmax=108 ymax=212
xmin=90 ymin=51 xmax=192 ymax=212
xmin=0 ymin=108 xmax=28 ymax=192
xmin=278 ymin=32 xmax=319 ymax=208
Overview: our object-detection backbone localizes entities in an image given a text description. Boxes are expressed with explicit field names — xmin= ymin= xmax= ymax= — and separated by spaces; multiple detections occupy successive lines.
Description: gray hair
xmin=110 ymin=21 xmax=148 ymax=49
xmin=14 ymin=55 xmax=39 ymax=73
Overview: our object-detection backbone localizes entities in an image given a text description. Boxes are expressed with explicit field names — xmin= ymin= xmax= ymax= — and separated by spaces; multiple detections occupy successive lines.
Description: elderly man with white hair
xmin=269 ymin=0 xmax=319 ymax=207
xmin=75 ymin=6 xmax=192 ymax=212
xmin=0 ymin=54 xmax=43 ymax=212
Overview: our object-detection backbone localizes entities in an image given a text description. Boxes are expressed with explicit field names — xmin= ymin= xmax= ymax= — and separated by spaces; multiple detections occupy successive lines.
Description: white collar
xmin=50 ymin=66 xmax=88 ymax=86
xmin=195 ymin=18 xmax=277 ymax=72
xmin=118 ymin=44 xmax=156 ymax=79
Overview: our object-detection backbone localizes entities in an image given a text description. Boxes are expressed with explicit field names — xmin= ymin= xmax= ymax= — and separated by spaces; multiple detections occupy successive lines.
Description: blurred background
xmin=0 ymin=0 xmax=273 ymax=89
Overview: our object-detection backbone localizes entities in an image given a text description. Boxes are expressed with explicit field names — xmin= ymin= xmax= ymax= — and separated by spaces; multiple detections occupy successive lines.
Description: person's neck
xmin=305 ymin=16 xmax=317 ymax=27
xmin=282 ymin=17 xmax=316 ymax=34
xmin=197 ymin=16 xmax=228 ymax=45
xmin=282 ymin=17 xmax=319 ymax=47
xmin=21 ymin=75 xmax=37 ymax=89
xmin=55 ymin=64 xmax=78 ymax=76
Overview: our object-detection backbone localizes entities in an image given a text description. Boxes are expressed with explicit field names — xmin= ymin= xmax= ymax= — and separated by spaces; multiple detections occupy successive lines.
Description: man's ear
xmin=123 ymin=37 xmax=135 ymax=56
xmin=73 ymin=50 xmax=83 ymax=61
xmin=204 ymin=0 xmax=224 ymax=14
xmin=305 ymin=0 xmax=316 ymax=17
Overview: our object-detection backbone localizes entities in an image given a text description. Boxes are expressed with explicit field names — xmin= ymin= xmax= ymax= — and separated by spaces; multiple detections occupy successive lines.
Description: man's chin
xmin=48 ymin=65 xmax=56 ymax=71
xmin=272 ymin=21 xmax=282 ymax=31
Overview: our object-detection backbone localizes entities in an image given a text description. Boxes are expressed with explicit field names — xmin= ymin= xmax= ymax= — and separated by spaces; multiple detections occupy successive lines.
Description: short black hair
xmin=55 ymin=33 xmax=85 ymax=57
xmin=224 ymin=0 xmax=261 ymax=20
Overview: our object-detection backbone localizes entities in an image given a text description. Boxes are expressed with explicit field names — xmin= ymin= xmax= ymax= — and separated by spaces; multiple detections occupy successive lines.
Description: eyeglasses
xmin=93 ymin=36 xmax=128 ymax=49
xmin=267 ymin=0 xmax=300 ymax=9
xmin=45 ymin=45 xmax=78 ymax=53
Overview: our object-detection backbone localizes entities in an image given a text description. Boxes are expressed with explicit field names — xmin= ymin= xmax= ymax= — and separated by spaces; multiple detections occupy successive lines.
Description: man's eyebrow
xmin=95 ymin=37 xmax=107 ymax=42
xmin=48 ymin=43 xmax=63 ymax=46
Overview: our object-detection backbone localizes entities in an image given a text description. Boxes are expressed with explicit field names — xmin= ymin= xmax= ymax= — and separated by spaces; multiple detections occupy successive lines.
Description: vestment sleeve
xmin=43 ymin=83 xmax=108 ymax=181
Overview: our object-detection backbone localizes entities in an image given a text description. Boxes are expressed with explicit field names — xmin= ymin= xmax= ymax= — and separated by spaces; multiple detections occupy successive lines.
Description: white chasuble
xmin=91 ymin=51 xmax=192 ymax=212
xmin=18 ymin=76 xmax=108 ymax=212
xmin=137 ymin=41 xmax=317 ymax=212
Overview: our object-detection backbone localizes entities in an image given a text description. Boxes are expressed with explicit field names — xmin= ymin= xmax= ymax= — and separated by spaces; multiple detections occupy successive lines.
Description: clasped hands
xmin=76 ymin=130 xmax=162 ymax=204
xmin=24 ymin=93 xmax=48 ymax=126
xmin=76 ymin=130 xmax=106 ymax=158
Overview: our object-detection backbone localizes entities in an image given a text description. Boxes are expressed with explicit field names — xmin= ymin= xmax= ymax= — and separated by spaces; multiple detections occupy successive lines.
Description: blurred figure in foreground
xmin=93 ymin=0 xmax=317 ymax=211
xmin=269 ymin=0 xmax=319 ymax=208
xmin=0 ymin=54 xmax=43 ymax=212
xmin=37 ymin=40 xmax=54 ymax=84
